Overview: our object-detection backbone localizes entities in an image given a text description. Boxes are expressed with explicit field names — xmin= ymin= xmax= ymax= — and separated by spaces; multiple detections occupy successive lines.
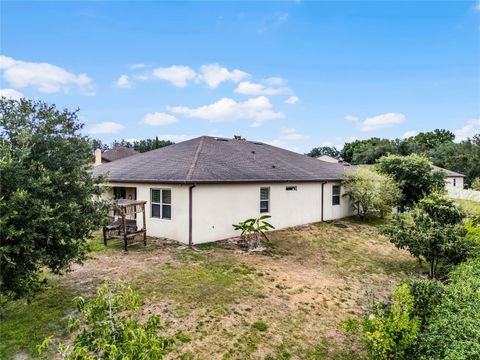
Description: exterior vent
xmin=286 ymin=186 xmax=297 ymax=191
xmin=214 ymin=138 xmax=229 ymax=142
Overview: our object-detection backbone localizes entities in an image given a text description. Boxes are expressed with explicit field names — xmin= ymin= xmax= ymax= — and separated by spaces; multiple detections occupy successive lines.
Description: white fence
xmin=447 ymin=187 xmax=480 ymax=202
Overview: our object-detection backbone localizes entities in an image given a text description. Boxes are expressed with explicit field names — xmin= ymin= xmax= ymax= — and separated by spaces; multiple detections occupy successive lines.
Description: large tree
xmin=306 ymin=146 xmax=340 ymax=159
xmin=0 ymin=98 xmax=107 ymax=299
xmin=376 ymin=154 xmax=445 ymax=210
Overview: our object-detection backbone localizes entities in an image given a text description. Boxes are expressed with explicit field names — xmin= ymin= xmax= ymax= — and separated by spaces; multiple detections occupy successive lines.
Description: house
xmin=316 ymin=154 xmax=344 ymax=163
xmin=93 ymin=136 xmax=354 ymax=245
xmin=431 ymin=165 xmax=465 ymax=188
xmin=94 ymin=146 xmax=139 ymax=166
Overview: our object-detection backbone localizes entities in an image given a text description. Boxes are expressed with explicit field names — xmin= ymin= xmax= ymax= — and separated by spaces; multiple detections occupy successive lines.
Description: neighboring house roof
xmin=431 ymin=165 xmax=465 ymax=178
xmin=102 ymin=146 xmax=139 ymax=162
xmin=317 ymin=155 xmax=341 ymax=163
xmin=93 ymin=136 xmax=351 ymax=184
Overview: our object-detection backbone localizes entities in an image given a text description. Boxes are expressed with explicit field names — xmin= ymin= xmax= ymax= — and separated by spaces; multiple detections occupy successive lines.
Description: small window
xmin=260 ymin=187 xmax=270 ymax=213
xmin=332 ymin=185 xmax=341 ymax=206
xmin=151 ymin=188 xmax=171 ymax=219
xmin=453 ymin=178 xmax=456 ymax=187
xmin=286 ymin=186 xmax=297 ymax=191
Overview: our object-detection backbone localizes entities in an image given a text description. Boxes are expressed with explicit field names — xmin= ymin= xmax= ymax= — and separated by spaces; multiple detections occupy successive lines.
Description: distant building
xmin=431 ymin=165 xmax=465 ymax=189
xmin=94 ymin=146 xmax=139 ymax=166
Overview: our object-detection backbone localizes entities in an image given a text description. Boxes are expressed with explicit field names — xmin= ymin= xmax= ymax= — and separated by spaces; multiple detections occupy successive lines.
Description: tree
xmin=0 ymin=98 xmax=107 ymax=299
xmin=471 ymin=177 xmax=480 ymax=191
xmin=306 ymin=146 xmax=340 ymax=159
xmin=382 ymin=193 xmax=475 ymax=279
xmin=111 ymin=137 xmax=174 ymax=153
xmin=341 ymin=138 xmax=399 ymax=164
xmin=342 ymin=167 xmax=401 ymax=219
xmin=38 ymin=281 xmax=176 ymax=359
xmin=376 ymin=154 xmax=445 ymax=211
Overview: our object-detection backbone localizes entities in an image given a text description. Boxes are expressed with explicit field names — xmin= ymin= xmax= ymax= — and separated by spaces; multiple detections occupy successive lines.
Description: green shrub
xmin=38 ymin=280 xmax=177 ymax=359
xmin=419 ymin=258 xmax=480 ymax=359
xmin=406 ymin=279 xmax=444 ymax=330
xmin=361 ymin=284 xmax=420 ymax=360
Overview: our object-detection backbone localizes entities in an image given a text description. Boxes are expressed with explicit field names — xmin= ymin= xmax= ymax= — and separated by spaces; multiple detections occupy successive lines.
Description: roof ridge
xmin=186 ymin=136 xmax=206 ymax=181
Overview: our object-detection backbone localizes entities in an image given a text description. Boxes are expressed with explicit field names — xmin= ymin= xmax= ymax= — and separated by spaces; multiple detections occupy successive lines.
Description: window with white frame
xmin=260 ymin=187 xmax=270 ymax=213
xmin=151 ymin=188 xmax=171 ymax=219
xmin=332 ymin=185 xmax=341 ymax=206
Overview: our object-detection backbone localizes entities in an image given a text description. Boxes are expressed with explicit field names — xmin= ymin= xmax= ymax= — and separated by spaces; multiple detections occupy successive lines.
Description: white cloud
xmin=235 ymin=81 xmax=287 ymax=96
xmin=156 ymin=134 xmax=197 ymax=143
xmin=141 ymin=112 xmax=178 ymax=126
xmin=128 ymin=63 xmax=147 ymax=69
xmin=124 ymin=138 xmax=139 ymax=143
xmin=475 ymin=0 xmax=480 ymax=12
xmin=402 ymin=130 xmax=418 ymax=139
xmin=133 ymin=74 xmax=149 ymax=81
xmin=168 ymin=96 xmax=284 ymax=127
xmin=263 ymin=77 xmax=285 ymax=86
xmin=197 ymin=64 xmax=249 ymax=88
xmin=0 ymin=55 xmax=92 ymax=94
xmin=454 ymin=118 xmax=480 ymax=141
xmin=285 ymin=95 xmax=299 ymax=104
xmin=153 ymin=65 xmax=196 ymax=87
xmin=279 ymin=126 xmax=306 ymax=140
xmin=88 ymin=122 xmax=125 ymax=134
xmin=0 ymin=88 xmax=24 ymax=100
xmin=359 ymin=112 xmax=406 ymax=132
xmin=344 ymin=115 xmax=359 ymax=123
xmin=116 ymin=74 xmax=131 ymax=88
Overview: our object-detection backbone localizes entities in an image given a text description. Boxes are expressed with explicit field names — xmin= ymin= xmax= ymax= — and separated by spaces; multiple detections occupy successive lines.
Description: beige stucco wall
xmin=191 ymin=182 xmax=353 ymax=244
xmin=445 ymin=176 xmax=464 ymax=189
xmin=104 ymin=181 xmax=354 ymax=245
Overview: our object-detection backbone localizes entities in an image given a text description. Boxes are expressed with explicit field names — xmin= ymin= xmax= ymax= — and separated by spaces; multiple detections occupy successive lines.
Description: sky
xmin=1 ymin=1 xmax=480 ymax=152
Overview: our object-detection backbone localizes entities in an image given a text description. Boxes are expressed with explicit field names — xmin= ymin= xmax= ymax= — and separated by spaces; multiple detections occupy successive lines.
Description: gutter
xmin=188 ymin=184 xmax=196 ymax=247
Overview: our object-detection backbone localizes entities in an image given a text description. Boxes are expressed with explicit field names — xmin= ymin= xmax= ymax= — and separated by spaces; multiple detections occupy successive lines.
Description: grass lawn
xmin=0 ymin=220 xmax=425 ymax=359
xmin=454 ymin=198 xmax=480 ymax=216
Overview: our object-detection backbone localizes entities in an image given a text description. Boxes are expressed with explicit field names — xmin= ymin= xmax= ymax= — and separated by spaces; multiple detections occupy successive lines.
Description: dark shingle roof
xmin=102 ymin=146 xmax=139 ymax=162
xmin=93 ymin=136 xmax=351 ymax=183
xmin=431 ymin=165 xmax=465 ymax=178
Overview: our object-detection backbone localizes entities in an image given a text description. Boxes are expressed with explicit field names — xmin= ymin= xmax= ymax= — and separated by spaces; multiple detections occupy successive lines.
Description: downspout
xmin=188 ymin=184 xmax=196 ymax=247
xmin=321 ymin=182 xmax=327 ymax=222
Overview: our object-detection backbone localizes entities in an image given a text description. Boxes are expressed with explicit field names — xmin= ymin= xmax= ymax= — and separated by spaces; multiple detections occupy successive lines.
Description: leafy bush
xmin=342 ymin=167 xmax=402 ymax=219
xmin=232 ymin=215 xmax=275 ymax=249
xmin=38 ymin=280 xmax=176 ymax=359
xmin=406 ymin=279 xmax=444 ymax=330
xmin=471 ymin=177 xmax=480 ymax=191
xmin=382 ymin=193 xmax=476 ymax=279
xmin=361 ymin=284 xmax=420 ymax=360
xmin=419 ymin=258 xmax=480 ymax=359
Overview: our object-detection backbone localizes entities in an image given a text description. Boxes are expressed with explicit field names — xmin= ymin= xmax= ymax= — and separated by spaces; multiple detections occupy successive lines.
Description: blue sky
xmin=2 ymin=1 xmax=480 ymax=152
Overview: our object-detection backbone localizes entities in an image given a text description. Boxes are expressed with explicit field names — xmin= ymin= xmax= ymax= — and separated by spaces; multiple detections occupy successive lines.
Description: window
xmin=453 ymin=178 xmax=456 ymax=187
xmin=332 ymin=185 xmax=341 ymax=206
xmin=260 ymin=187 xmax=270 ymax=213
xmin=286 ymin=186 xmax=297 ymax=191
xmin=151 ymin=188 xmax=171 ymax=219
xmin=113 ymin=187 xmax=126 ymax=200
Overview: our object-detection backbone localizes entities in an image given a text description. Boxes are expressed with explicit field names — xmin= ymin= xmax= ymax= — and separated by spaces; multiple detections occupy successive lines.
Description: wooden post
xmin=121 ymin=206 xmax=128 ymax=251
xmin=142 ymin=203 xmax=147 ymax=246
xmin=103 ymin=226 xmax=107 ymax=246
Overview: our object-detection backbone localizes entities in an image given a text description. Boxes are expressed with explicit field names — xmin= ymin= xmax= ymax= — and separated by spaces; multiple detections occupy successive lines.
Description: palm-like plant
xmin=232 ymin=215 xmax=275 ymax=249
